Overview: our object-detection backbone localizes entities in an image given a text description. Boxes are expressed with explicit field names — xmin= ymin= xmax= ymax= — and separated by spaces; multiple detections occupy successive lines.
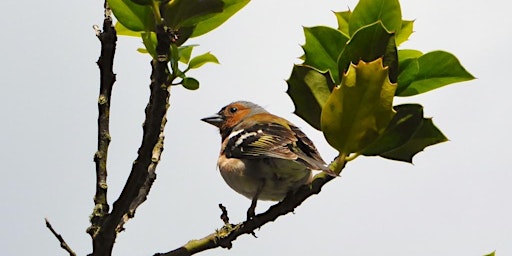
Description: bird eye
xmin=229 ymin=107 xmax=238 ymax=113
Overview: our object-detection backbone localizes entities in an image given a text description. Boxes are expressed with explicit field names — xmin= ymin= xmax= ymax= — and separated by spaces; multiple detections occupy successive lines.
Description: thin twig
xmin=45 ymin=218 xmax=77 ymax=256
xmin=219 ymin=204 xmax=229 ymax=224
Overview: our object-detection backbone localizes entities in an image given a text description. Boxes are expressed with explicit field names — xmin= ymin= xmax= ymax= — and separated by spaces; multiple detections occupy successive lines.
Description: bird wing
xmin=224 ymin=122 xmax=333 ymax=173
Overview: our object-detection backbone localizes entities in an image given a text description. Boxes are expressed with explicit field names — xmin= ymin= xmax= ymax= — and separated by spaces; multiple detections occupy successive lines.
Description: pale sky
xmin=1 ymin=0 xmax=511 ymax=255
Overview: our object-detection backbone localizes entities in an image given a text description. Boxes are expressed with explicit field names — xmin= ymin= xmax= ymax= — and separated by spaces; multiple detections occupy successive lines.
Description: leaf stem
xmin=345 ymin=153 xmax=360 ymax=162
xmin=152 ymin=0 xmax=163 ymax=24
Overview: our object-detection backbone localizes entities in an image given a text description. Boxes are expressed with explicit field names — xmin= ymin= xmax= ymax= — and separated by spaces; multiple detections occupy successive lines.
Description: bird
xmin=201 ymin=101 xmax=336 ymax=219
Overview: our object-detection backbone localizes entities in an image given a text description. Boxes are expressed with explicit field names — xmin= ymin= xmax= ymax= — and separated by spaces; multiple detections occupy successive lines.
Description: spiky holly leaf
xmin=337 ymin=21 xmax=398 ymax=83
xmin=396 ymin=51 xmax=475 ymax=96
xmin=348 ymin=0 xmax=402 ymax=36
xmin=302 ymin=26 xmax=349 ymax=84
xmin=286 ymin=65 xmax=335 ymax=130
xmin=321 ymin=58 xmax=397 ymax=154
xmin=361 ymin=104 xmax=424 ymax=156
xmin=396 ymin=20 xmax=414 ymax=46
xmin=379 ymin=117 xmax=448 ymax=162
xmin=334 ymin=10 xmax=351 ymax=37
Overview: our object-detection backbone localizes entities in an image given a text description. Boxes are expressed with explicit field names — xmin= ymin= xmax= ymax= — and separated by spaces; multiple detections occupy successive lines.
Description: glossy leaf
xmin=396 ymin=20 xmax=414 ymax=46
xmin=164 ymin=0 xmax=224 ymax=28
xmin=396 ymin=49 xmax=423 ymax=91
xmin=362 ymin=104 xmax=424 ymax=156
xmin=349 ymin=0 xmax=402 ymax=36
xmin=137 ymin=48 xmax=149 ymax=54
xmin=338 ymin=21 xmax=398 ymax=83
xmin=162 ymin=0 xmax=223 ymax=44
xmin=286 ymin=65 xmax=335 ymax=130
xmin=191 ymin=0 xmax=250 ymax=37
xmin=334 ymin=10 xmax=351 ymax=37
xmin=398 ymin=49 xmax=423 ymax=62
xmin=163 ymin=0 xmax=248 ymax=41
xmin=182 ymin=77 xmax=200 ymax=90
xmin=321 ymin=59 xmax=397 ymax=154
xmin=107 ymin=0 xmax=155 ymax=32
xmin=115 ymin=22 xmax=142 ymax=37
xmin=178 ymin=45 xmax=196 ymax=64
xmin=130 ymin=0 xmax=152 ymax=6
xmin=396 ymin=51 xmax=475 ymax=96
xmin=141 ymin=32 xmax=157 ymax=58
xmin=188 ymin=52 xmax=220 ymax=69
xmin=379 ymin=117 xmax=448 ymax=162
xmin=302 ymin=26 xmax=349 ymax=84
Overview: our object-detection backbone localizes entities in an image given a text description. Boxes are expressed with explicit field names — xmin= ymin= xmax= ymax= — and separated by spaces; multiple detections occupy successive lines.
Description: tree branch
xmin=91 ymin=23 xmax=172 ymax=255
xmin=157 ymin=157 xmax=347 ymax=256
xmin=87 ymin=1 xmax=117 ymax=239
xmin=45 ymin=218 xmax=77 ymax=256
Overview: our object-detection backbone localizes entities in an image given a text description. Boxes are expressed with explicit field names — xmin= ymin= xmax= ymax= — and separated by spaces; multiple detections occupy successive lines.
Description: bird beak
xmin=201 ymin=113 xmax=224 ymax=127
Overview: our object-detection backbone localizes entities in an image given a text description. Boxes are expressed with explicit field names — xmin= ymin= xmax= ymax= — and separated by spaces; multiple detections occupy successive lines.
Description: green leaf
xmin=171 ymin=27 xmax=195 ymax=46
xmin=396 ymin=20 xmax=414 ymax=46
xmin=396 ymin=49 xmax=423 ymax=90
xmin=137 ymin=48 xmax=149 ymax=54
xmin=398 ymin=49 xmax=423 ymax=62
xmin=396 ymin=51 xmax=475 ymax=96
xmin=191 ymin=0 xmax=250 ymax=37
xmin=321 ymin=59 xmax=397 ymax=154
xmin=164 ymin=0 xmax=224 ymax=28
xmin=115 ymin=22 xmax=142 ymax=37
xmin=130 ymin=0 xmax=152 ymax=6
xmin=349 ymin=0 xmax=402 ymax=36
xmin=182 ymin=77 xmax=200 ymax=90
xmin=286 ymin=65 xmax=335 ymax=130
xmin=163 ymin=0 xmax=224 ymax=29
xmin=107 ymin=0 xmax=155 ymax=32
xmin=338 ymin=21 xmax=398 ymax=83
xmin=162 ymin=0 xmax=248 ymax=44
xmin=483 ymin=251 xmax=496 ymax=256
xmin=362 ymin=104 xmax=424 ymax=156
xmin=141 ymin=32 xmax=157 ymax=58
xmin=302 ymin=26 xmax=349 ymax=84
xmin=162 ymin=0 xmax=224 ymax=44
xmin=178 ymin=45 xmax=196 ymax=64
xmin=334 ymin=10 xmax=351 ymax=37
xmin=188 ymin=52 xmax=219 ymax=69
xmin=379 ymin=117 xmax=448 ymax=162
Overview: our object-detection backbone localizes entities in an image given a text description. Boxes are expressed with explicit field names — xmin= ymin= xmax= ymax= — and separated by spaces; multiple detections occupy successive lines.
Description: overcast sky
xmin=1 ymin=0 xmax=511 ymax=255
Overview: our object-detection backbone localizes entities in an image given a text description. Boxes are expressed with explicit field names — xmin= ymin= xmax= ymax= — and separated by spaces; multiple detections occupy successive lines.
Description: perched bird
xmin=202 ymin=101 xmax=335 ymax=219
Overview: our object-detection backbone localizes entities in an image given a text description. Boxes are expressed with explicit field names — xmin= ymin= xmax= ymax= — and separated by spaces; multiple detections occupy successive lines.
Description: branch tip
xmin=45 ymin=218 xmax=77 ymax=256
xmin=218 ymin=204 xmax=229 ymax=224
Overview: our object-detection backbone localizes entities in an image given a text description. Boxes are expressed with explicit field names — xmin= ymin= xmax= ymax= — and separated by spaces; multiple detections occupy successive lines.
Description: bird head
xmin=201 ymin=101 xmax=268 ymax=138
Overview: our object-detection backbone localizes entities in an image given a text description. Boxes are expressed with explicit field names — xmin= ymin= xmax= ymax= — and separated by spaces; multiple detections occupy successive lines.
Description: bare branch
xmin=87 ymin=0 xmax=117 ymax=239
xmin=157 ymin=157 xmax=346 ymax=256
xmin=45 ymin=218 xmax=77 ymax=256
